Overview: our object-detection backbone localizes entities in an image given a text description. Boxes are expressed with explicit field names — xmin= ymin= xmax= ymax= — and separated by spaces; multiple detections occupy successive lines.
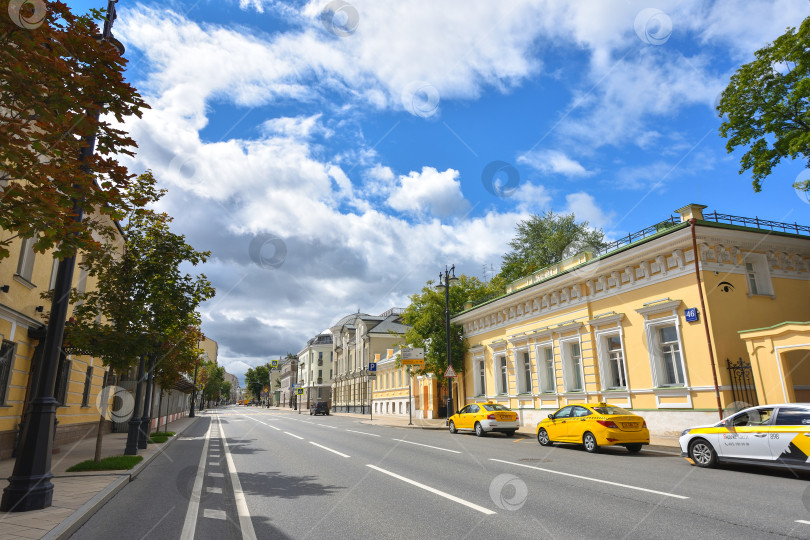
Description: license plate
xmin=622 ymin=423 xmax=636 ymax=428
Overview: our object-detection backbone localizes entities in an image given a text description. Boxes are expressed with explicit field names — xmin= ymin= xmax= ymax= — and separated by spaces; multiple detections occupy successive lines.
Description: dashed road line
xmin=366 ymin=465 xmax=496 ymax=515
xmin=346 ymin=429 xmax=380 ymax=437
xmin=203 ymin=509 xmax=227 ymax=520
xmin=218 ymin=414 xmax=258 ymax=540
xmin=490 ymin=458 xmax=689 ymax=499
xmin=179 ymin=422 xmax=212 ymax=540
xmin=309 ymin=441 xmax=350 ymax=458
xmin=317 ymin=424 xmax=338 ymax=429
xmin=392 ymin=439 xmax=461 ymax=454
xmin=285 ymin=432 xmax=304 ymax=440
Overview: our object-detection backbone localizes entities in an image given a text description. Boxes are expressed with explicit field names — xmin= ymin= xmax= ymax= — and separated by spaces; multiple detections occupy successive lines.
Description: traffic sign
xmin=444 ymin=365 xmax=457 ymax=378
xmin=400 ymin=347 xmax=425 ymax=366
xmin=368 ymin=362 xmax=377 ymax=372
xmin=296 ymin=388 xmax=304 ymax=395
xmin=270 ymin=359 xmax=279 ymax=368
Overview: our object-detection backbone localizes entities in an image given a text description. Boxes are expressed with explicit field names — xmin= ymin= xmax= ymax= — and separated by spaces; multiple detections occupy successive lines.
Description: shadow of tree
xmin=225 ymin=438 xmax=265 ymax=455
xmin=238 ymin=470 xmax=343 ymax=499
xmin=250 ymin=515 xmax=294 ymax=539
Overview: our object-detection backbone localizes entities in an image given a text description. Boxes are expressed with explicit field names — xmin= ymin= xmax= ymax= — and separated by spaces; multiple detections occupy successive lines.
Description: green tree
xmin=221 ymin=381 xmax=232 ymax=403
xmin=244 ymin=365 xmax=269 ymax=401
xmin=718 ymin=16 xmax=810 ymax=192
xmin=400 ymin=275 xmax=500 ymax=386
xmin=0 ymin=1 xmax=152 ymax=261
xmin=203 ymin=364 xmax=225 ymax=404
xmin=498 ymin=211 xmax=607 ymax=284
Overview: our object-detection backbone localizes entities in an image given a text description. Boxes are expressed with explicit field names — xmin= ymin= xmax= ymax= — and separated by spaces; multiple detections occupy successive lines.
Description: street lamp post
xmin=0 ymin=0 xmax=122 ymax=512
xmin=435 ymin=265 xmax=459 ymax=419
xmin=189 ymin=359 xmax=199 ymax=418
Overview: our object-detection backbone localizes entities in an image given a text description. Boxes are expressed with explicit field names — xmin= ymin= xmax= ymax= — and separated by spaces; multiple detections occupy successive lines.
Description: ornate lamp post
xmin=1 ymin=2 xmax=122 ymax=511
xmin=189 ymin=359 xmax=199 ymax=417
xmin=435 ymin=265 xmax=459 ymax=419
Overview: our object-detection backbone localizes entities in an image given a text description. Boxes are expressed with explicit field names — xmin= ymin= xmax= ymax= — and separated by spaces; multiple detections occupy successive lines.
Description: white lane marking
xmin=489 ymin=459 xmax=689 ymax=500
xmin=203 ymin=509 xmax=227 ymax=520
xmin=796 ymin=520 xmax=810 ymax=525
xmin=366 ymin=465 xmax=496 ymax=515
xmin=346 ymin=429 xmax=380 ymax=437
xmin=301 ymin=421 xmax=315 ymax=424
xmin=285 ymin=432 xmax=304 ymax=440
xmin=309 ymin=441 xmax=350 ymax=458
xmin=206 ymin=487 xmax=222 ymax=494
xmin=208 ymin=461 xmax=219 ymax=466
xmin=642 ymin=448 xmax=681 ymax=456
xmin=179 ymin=422 xmax=212 ymax=540
xmin=392 ymin=438 xmax=461 ymax=454
xmin=317 ymin=424 xmax=338 ymax=429
xmin=207 ymin=472 xmax=224 ymax=478
xmin=218 ymin=415 xmax=258 ymax=540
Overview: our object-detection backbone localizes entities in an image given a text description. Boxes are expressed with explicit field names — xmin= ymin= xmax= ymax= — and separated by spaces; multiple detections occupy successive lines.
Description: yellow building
xmin=372 ymin=349 xmax=416 ymax=417
xmin=453 ymin=204 xmax=810 ymax=444
xmin=0 ymin=217 xmax=124 ymax=459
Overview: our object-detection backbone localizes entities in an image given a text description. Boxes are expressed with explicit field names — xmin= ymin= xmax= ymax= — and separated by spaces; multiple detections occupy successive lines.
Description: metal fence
xmin=726 ymin=357 xmax=759 ymax=410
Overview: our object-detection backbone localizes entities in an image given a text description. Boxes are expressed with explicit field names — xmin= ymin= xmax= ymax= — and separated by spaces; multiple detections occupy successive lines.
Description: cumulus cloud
xmin=518 ymin=150 xmax=593 ymax=177
xmin=386 ymin=167 xmax=469 ymax=218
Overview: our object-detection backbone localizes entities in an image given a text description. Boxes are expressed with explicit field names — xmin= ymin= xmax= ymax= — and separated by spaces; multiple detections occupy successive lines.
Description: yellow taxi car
xmin=679 ymin=403 xmax=810 ymax=470
xmin=448 ymin=402 xmax=520 ymax=437
xmin=536 ymin=403 xmax=649 ymax=453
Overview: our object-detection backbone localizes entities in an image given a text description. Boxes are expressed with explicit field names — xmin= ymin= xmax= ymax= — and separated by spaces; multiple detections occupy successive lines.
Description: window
xmin=16 ymin=236 xmax=36 ymax=282
xmin=49 ymin=258 xmax=60 ymax=290
xmin=496 ymin=356 xmax=508 ymax=394
xmin=774 ymin=408 xmax=810 ymax=426
xmin=604 ymin=335 xmax=627 ymax=389
xmin=474 ymin=358 xmax=486 ymax=396
xmin=658 ymin=326 xmax=685 ymax=386
xmin=728 ymin=407 xmax=774 ymax=427
xmin=743 ymin=254 xmax=773 ymax=296
xmin=572 ymin=406 xmax=592 ymax=417
xmin=81 ymin=366 xmax=93 ymax=407
xmin=562 ymin=340 xmax=584 ymax=392
xmin=482 ymin=403 xmax=512 ymax=412
xmin=537 ymin=346 xmax=555 ymax=393
xmin=553 ymin=405 xmax=574 ymax=418
xmin=0 ymin=340 xmax=17 ymax=406
xmin=518 ymin=351 xmax=532 ymax=394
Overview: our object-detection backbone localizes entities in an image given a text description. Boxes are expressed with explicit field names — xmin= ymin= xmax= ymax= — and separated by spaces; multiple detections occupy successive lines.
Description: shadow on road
xmin=239 ymin=471 xmax=343 ymax=499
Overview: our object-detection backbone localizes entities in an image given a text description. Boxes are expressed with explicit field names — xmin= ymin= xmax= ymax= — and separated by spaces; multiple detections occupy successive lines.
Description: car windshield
xmin=591 ymin=406 xmax=633 ymax=415
xmin=482 ymin=404 xmax=511 ymax=412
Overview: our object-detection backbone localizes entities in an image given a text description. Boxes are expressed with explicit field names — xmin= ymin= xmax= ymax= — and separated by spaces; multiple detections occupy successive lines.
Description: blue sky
xmin=66 ymin=0 xmax=810 ymax=382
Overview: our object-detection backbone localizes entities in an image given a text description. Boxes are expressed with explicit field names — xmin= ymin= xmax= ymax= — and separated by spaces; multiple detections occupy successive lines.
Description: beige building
xmin=297 ymin=333 xmax=334 ymax=408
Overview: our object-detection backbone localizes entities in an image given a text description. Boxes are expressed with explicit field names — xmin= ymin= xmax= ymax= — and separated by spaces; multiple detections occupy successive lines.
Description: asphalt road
xmin=71 ymin=406 xmax=810 ymax=539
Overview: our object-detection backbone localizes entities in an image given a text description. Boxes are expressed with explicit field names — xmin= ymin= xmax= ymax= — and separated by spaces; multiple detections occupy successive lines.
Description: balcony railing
xmin=702 ymin=212 xmax=810 ymax=236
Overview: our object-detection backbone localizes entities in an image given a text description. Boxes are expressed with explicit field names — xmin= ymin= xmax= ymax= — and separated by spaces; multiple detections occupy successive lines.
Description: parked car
xmin=536 ymin=403 xmax=649 ymax=453
xmin=448 ymin=402 xmax=519 ymax=437
xmin=310 ymin=401 xmax=330 ymax=416
xmin=680 ymin=403 xmax=810 ymax=470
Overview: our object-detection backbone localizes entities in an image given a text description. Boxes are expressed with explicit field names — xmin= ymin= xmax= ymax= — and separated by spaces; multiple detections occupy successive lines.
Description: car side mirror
xmin=548 ymin=413 xmax=555 ymax=420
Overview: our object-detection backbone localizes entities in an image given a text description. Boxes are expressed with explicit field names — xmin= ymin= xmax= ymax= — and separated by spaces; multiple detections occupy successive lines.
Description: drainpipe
xmin=690 ymin=218 xmax=724 ymax=420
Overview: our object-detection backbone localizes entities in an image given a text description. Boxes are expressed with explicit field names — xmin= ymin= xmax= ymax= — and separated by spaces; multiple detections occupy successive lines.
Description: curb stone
xmin=43 ymin=416 xmax=200 ymax=540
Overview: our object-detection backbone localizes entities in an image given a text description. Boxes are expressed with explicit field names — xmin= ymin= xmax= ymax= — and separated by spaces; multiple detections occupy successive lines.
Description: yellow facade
xmin=454 ymin=205 xmax=810 ymax=444
xmin=0 ymin=218 xmax=123 ymax=458
xmin=740 ymin=322 xmax=810 ymax=404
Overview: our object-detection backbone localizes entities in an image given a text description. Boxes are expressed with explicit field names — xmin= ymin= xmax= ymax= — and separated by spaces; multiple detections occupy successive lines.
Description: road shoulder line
xmin=218 ymin=415 xmax=258 ymax=540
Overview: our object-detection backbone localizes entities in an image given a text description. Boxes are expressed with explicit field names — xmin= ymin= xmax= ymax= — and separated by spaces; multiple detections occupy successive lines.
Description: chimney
xmin=674 ymin=204 xmax=707 ymax=222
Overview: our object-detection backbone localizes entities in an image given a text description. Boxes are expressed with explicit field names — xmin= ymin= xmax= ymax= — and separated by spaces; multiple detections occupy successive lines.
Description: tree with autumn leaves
xmin=0 ymin=1 xmax=153 ymax=261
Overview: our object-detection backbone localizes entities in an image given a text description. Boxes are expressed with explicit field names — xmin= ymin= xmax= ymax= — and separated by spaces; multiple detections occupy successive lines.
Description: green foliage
xmin=66 ymin=455 xmax=142 ymax=472
xmin=0 ymin=1 xmax=151 ymax=261
xmin=203 ymin=364 xmax=225 ymax=401
xmin=400 ymin=275 xmax=500 ymax=384
xmin=244 ymin=365 xmax=270 ymax=398
xmin=498 ymin=210 xmax=607 ymax=284
xmin=718 ymin=16 xmax=810 ymax=192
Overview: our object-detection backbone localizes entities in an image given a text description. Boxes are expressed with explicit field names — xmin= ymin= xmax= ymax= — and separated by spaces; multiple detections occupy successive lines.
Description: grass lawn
xmin=148 ymin=431 xmax=175 ymax=444
xmin=66 ymin=455 xmax=143 ymax=472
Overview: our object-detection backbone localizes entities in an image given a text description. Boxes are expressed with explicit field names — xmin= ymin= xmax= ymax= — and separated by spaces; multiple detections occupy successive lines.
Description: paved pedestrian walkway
xmin=0 ymin=414 xmax=199 ymax=540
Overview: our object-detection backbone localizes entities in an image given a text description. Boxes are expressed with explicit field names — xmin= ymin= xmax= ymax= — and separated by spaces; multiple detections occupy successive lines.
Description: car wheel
xmin=474 ymin=422 xmax=487 ymax=437
xmin=504 ymin=430 xmax=516 ymax=438
xmin=583 ymin=432 xmax=599 ymax=453
xmin=449 ymin=421 xmax=458 ymax=434
xmin=537 ymin=428 xmax=553 ymax=446
xmin=310 ymin=411 xmax=313 ymax=415
xmin=689 ymin=439 xmax=717 ymax=468
xmin=626 ymin=443 xmax=643 ymax=454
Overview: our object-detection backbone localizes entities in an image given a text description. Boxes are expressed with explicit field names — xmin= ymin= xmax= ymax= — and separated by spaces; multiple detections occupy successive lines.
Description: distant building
xmin=297 ymin=333 xmax=334 ymax=409
xmin=278 ymin=355 xmax=299 ymax=408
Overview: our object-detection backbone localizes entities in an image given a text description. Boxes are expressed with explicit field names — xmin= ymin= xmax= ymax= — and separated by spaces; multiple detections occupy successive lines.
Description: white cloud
xmin=518 ymin=150 xmax=593 ymax=177
xmin=386 ymin=167 xmax=470 ymax=218
xmin=511 ymin=182 xmax=552 ymax=213
xmin=564 ymin=192 xmax=615 ymax=229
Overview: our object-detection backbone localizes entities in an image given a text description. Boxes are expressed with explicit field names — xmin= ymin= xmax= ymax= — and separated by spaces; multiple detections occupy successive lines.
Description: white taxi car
xmin=679 ymin=404 xmax=810 ymax=470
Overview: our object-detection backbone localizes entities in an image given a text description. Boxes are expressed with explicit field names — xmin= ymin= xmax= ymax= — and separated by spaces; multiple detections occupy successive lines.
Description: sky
xmin=65 ymin=0 xmax=810 ymax=384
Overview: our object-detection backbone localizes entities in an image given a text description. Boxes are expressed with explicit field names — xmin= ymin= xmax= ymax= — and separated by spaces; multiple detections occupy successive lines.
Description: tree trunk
xmin=163 ymin=390 xmax=168 ymax=433
xmin=93 ymin=370 xmax=112 ymax=462
xmin=157 ymin=388 xmax=164 ymax=434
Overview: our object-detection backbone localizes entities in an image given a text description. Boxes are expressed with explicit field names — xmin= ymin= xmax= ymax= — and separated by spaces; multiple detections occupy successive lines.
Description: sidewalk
xmin=0 ymin=414 xmax=199 ymax=540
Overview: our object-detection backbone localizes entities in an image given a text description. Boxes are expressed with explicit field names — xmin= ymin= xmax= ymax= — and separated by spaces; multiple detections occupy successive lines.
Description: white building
xmin=297 ymin=333 xmax=334 ymax=408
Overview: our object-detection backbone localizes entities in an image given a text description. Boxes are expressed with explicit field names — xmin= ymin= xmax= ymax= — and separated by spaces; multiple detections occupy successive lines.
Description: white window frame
xmin=512 ymin=346 xmax=531 ymax=395
xmin=559 ymin=336 xmax=585 ymax=392
xmin=595 ymin=328 xmax=629 ymax=391
xmin=473 ymin=354 xmax=486 ymax=397
xmin=743 ymin=253 xmax=773 ymax=297
xmin=535 ymin=341 xmax=556 ymax=393
xmin=495 ymin=354 xmax=508 ymax=395
xmin=16 ymin=236 xmax=36 ymax=282
xmin=644 ymin=316 xmax=689 ymax=388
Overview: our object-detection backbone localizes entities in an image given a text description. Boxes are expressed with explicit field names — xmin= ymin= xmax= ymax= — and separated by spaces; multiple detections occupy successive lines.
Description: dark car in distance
xmin=310 ymin=401 xmax=330 ymax=416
